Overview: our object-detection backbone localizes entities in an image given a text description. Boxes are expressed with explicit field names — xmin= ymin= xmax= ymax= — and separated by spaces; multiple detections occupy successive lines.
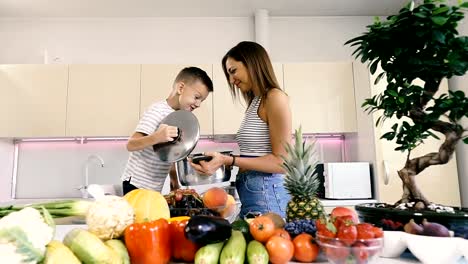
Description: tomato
xmin=266 ymin=236 xmax=294 ymax=264
xmin=272 ymin=228 xmax=291 ymax=240
xmin=249 ymin=215 xmax=276 ymax=243
xmin=292 ymin=233 xmax=319 ymax=263
xmin=330 ymin=207 xmax=359 ymax=223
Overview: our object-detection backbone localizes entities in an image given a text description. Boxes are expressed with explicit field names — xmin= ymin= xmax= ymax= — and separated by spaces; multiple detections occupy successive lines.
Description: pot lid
xmin=153 ymin=110 xmax=200 ymax=162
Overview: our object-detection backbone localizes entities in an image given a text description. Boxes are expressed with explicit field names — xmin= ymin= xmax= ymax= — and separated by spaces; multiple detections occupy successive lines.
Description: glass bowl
xmin=316 ymin=233 xmax=383 ymax=264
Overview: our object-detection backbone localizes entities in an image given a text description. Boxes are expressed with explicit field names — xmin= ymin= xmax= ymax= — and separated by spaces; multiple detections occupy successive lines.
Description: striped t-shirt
xmin=236 ymin=96 xmax=272 ymax=156
xmin=122 ymin=100 xmax=174 ymax=192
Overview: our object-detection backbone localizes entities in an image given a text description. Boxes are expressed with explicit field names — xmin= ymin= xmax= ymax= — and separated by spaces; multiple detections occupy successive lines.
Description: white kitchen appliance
xmin=323 ymin=162 xmax=372 ymax=199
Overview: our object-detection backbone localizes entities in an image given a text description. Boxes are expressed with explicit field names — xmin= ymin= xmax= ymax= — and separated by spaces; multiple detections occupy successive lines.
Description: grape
xmin=285 ymin=219 xmax=317 ymax=237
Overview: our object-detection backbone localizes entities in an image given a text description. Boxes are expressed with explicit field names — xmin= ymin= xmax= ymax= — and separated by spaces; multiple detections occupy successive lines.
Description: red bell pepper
xmin=124 ymin=218 xmax=171 ymax=264
xmin=169 ymin=217 xmax=200 ymax=262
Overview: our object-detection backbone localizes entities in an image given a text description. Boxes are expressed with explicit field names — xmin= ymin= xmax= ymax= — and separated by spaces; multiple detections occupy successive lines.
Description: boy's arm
xmin=126 ymin=124 xmax=178 ymax=152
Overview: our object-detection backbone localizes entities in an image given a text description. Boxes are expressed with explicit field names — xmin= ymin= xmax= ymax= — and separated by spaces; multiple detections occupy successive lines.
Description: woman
xmin=191 ymin=41 xmax=292 ymax=218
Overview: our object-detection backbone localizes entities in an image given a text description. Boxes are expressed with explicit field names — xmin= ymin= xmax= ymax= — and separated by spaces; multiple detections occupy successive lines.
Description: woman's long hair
xmin=222 ymin=41 xmax=281 ymax=106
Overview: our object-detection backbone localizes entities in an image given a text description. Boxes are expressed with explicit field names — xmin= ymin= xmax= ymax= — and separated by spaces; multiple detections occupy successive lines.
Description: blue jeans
xmin=236 ymin=170 xmax=290 ymax=219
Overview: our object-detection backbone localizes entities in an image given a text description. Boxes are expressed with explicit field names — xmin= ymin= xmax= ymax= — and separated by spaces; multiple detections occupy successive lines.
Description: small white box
xmin=324 ymin=162 xmax=372 ymax=199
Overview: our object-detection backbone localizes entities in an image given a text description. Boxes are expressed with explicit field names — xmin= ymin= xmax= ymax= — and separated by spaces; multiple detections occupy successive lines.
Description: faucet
xmin=80 ymin=154 xmax=105 ymax=198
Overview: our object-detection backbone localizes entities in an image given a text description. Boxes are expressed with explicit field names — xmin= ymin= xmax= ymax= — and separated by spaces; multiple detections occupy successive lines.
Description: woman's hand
xmin=190 ymin=152 xmax=229 ymax=175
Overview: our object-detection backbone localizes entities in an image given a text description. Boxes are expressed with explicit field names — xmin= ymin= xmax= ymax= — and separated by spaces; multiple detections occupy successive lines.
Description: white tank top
xmin=236 ymin=96 xmax=272 ymax=156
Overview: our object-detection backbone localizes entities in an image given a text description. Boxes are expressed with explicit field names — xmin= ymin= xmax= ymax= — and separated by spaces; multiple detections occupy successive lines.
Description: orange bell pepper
xmin=169 ymin=216 xmax=200 ymax=262
xmin=124 ymin=218 xmax=171 ymax=264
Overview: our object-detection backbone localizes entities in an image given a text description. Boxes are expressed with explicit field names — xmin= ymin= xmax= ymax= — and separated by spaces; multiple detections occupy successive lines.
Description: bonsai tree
xmin=346 ymin=0 xmax=468 ymax=209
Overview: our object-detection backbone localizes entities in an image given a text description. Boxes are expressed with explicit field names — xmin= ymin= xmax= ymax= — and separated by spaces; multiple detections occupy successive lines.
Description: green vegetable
xmin=63 ymin=228 xmax=114 ymax=264
xmin=231 ymin=219 xmax=252 ymax=241
xmin=0 ymin=200 xmax=92 ymax=218
xmin=105 ymin=239 xmax=130 ymax=264
xmin=194 ymin=242 xmax=225 ymax=264
xmin=220 ymin=230 xmax=246 ymax=264
xmin=247 ymin=240 xmax=269 ymax=264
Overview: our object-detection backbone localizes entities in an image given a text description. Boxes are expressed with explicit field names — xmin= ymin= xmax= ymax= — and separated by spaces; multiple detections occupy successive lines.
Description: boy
xmin=122 ymin=67 xmax=213 ymax=194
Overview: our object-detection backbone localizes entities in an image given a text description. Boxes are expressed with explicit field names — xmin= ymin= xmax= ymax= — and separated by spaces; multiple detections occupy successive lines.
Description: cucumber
xmin=194 ymin=242 xmax=224 ymax=264
xmin=231 ymin=219 xmax=252 ymax=241
xmin=247 ymin=240 xmax=269 ymax=264
xmin=220 ymin=230 xmax=246 ymax=264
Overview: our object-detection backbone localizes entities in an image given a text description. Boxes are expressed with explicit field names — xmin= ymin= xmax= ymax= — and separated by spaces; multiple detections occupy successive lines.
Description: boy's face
xmin=177 ymin=80 xmax=210 ymax=112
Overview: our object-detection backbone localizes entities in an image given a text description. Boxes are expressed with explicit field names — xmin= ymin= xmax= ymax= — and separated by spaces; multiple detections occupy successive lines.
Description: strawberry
xmin=352 ymin=241 xmax=369 ymax=264
xmin=372 ymin=226 xmax=384 ymax=238
xmin=316 ymin=218 xmax=337 ymax=240
xmin=337 ymin=223 xmax=357 ymax=246
xmin=333 ymin=215 xmax=356 ymax=230
xmin=356 ymin=223 xmax=375 ymax=239
xmin=325 ymin=240 xmax=350 ymax=262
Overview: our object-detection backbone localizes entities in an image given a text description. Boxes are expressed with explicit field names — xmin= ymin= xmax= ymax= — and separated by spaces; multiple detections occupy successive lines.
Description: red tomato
xmin=272 ymin=228 xmax=291 ymax=240
xmin=292 ymin=233 xmax=319 ymax=263
xmin=266 ymin=236 xmax=294 ymax=264
xmin=249 ymin=216 xmax=276 ymax=243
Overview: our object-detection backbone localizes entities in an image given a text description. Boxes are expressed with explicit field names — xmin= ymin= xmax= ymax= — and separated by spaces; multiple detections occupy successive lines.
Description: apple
xmin=330 ymin=207 xmax=359 ymax=223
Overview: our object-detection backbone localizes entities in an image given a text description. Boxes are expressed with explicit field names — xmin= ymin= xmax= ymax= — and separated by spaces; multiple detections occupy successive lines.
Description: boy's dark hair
xmin=175 ymin=67 xmax=213 ymax=92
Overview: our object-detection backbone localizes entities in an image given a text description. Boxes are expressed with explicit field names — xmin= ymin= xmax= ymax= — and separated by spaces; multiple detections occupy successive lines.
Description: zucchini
xmin=194 ymin=242 xmax=224 ymax=264
xmin=185 ymin=215 xmax=232 ymax=244
xmin=247 ymin=240 xmax=269 ymax=264
xmin=105 ymin=239 xmax=130 ymax=264
xmin=231 ymin=219 xmax=252 ymax=241
xmin=220 ymin=230 xmax=246 ymax=264
xmin=63 ymin=228 xmax=114 ymax=264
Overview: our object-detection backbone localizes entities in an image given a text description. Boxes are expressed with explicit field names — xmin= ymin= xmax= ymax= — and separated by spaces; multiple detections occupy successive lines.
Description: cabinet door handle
xmin=382 ymin=160 xmax=390 ymax=185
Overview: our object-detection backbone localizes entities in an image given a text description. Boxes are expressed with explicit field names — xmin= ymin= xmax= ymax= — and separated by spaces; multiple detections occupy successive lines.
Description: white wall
xmin=450 ymin=18 xmax=468 ymax=207
xmin=0 ymin=139 xmax=14 ymax=201
xmin=0 ymin=16 xmax=372 ymax=64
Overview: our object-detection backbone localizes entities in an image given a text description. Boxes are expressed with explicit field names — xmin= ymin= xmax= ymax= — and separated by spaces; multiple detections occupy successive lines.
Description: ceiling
xmin=0 ymin=0 xmax=410 ymax=18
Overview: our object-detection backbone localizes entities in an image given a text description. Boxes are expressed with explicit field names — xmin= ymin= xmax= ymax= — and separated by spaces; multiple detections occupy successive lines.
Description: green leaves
xmin=0 ymin=227 xmax=44 ymax=263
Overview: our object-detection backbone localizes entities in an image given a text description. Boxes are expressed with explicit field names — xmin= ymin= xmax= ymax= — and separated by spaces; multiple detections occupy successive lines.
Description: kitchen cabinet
xmin=212 ymin=63 xmax=283 ymax=135
xmin=66 ymin=65 xmax=140 ymax=136
xmin=0 ymin=65 xmax=68 ymax=137
xmin=140 ymin=64 xmax=213 ymax=135
xmin=371 ymin=74 xmax=461 ymax=206
xmin=283 ymin=62 xmax=357 ymax=133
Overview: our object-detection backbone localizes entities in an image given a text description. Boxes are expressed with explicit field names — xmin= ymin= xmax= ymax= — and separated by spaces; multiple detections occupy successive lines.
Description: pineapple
xmin=282 ymin=127 xmax=325 ymax=222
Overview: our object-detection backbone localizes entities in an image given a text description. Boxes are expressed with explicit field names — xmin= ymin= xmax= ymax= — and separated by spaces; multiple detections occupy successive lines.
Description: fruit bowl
xmin=169 ymin=201 xmax=241 ymax=223
xmin=316 ymin=233 xmax=383 ymax=264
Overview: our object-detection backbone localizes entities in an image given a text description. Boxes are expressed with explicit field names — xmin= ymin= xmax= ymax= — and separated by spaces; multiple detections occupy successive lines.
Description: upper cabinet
xmin=212 ymin=63 xmax=283 ymax=135
xmin=140 ymin=64 xmax=213 ymax=135
xmin=66 ymin=65 xmax=140 ymax=136
xmin=283 ymin=62 xmax=357 ymax=133
xmin=0 ymin=65 xmax=68 ymax=137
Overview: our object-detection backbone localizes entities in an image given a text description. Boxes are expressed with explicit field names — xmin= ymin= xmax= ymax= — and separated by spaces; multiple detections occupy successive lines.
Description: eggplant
xmin=185 ymin=215 xmax=232 ymax=244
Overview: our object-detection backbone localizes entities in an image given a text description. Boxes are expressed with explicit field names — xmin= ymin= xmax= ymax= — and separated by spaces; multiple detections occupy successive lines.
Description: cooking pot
xmin=176 ymin=151 xmax=233 ymax=186
xmin=153 ymin=110 xmax=232 ymax=186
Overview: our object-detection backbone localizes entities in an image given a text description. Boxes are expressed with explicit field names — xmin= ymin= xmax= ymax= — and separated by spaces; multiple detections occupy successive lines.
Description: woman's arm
xmin=193 ymin=89 xmax=292 ymax=174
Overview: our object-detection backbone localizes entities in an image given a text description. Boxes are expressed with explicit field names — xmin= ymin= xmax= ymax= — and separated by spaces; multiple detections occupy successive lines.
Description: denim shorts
xmin=236 ymin=170 xmax=290 ymax=219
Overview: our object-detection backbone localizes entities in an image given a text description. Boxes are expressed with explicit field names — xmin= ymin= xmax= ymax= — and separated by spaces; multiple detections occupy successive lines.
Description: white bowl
xmin=380 ymin=231 xmax=407 ymax=258
xmin=456 ymin=238 xmax=468 ymax=259
xmin=404 ymin=233 xmax=462 ymax=264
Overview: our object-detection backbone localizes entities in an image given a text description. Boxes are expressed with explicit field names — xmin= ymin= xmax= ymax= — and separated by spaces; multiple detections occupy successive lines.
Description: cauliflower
xmin=0 ymin=207 xmax=54 ymax=264
xmin=86 ymin=195 xmax=135 ymax=240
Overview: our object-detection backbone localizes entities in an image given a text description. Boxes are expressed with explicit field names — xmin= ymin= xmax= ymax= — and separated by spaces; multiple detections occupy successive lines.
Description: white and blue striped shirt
xmin=122 ymin=100 xmax=174 ymax=191
xmin=236 ymin=96 xmax=272 ymax=156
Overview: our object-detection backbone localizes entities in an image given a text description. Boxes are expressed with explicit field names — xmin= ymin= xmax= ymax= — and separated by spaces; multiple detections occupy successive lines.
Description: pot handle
xmin=382 ymin=160 xmax=390 ymax=185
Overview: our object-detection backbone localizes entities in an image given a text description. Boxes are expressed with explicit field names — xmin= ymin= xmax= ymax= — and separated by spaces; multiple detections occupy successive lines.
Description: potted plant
xmin=346 ymin=0 xmax=468 ymax=237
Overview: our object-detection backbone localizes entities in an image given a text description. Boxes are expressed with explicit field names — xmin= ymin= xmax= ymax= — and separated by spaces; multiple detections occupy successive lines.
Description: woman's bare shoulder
xmin=265 ymin=88 xmax=289 ymax=106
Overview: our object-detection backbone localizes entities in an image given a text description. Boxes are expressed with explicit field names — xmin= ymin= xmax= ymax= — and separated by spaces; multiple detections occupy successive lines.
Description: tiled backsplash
xmin=8 ymin=136 xmax=345 ymax=199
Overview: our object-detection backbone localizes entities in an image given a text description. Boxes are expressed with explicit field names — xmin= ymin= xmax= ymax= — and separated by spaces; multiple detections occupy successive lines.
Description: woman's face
xmin=225 ymin=57 xmax=251 ymax=93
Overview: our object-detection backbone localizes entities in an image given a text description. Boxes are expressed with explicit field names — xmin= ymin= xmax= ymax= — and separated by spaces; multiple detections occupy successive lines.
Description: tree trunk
xmin=394 ymin=130 xmax=462 ymax=209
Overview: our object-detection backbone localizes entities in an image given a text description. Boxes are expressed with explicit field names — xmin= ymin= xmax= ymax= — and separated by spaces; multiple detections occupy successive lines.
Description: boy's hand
xmin=152 ymin=124 xmax=178 ymax=144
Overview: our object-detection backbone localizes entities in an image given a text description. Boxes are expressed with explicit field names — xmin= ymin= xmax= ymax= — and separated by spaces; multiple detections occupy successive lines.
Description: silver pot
xmin=175 ymin=151 xmax=232 ymax=186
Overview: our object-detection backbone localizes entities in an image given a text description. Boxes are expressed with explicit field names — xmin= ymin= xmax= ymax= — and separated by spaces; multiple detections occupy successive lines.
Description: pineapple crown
xmin=281 ymin=126 xmax=321 ymax=197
